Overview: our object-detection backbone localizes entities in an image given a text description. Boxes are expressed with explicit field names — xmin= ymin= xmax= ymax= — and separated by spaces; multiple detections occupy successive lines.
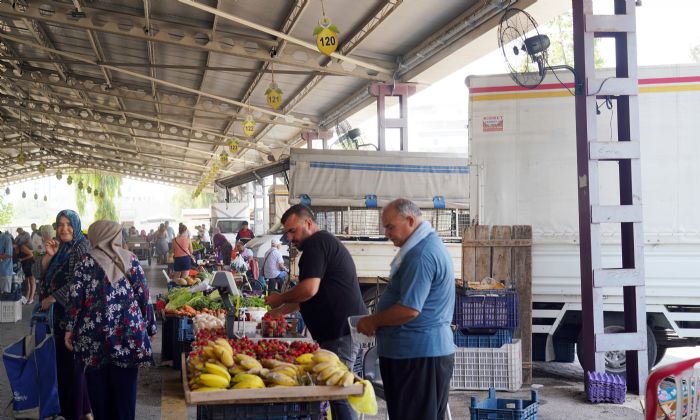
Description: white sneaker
xmin=20 ymin=296 xmax=27 ymax=304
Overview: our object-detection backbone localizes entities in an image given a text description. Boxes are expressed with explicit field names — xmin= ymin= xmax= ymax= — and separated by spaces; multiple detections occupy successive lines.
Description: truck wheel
xmin=654 ymin=346 xmax=667 ymax=367
xmin=576 ymin=325 xmax=657 ymax=375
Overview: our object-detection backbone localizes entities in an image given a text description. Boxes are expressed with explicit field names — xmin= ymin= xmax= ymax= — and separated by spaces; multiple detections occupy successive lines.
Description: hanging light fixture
xmin=67 ymin=175 xmax=73 ymax=185
xmin=77 ymin=180 xmax=84 ymax=190
xmin=5 ymin=187 xmax=9 ymax=195
xmin=86 ymin=185 xmax=92 ymax=194
xmin=37 ymin=163 xmax=46 ymax=174
xmin=17 ymin=151 xmax=27 ymax=165
xmin=56 ymin=169 xmax=63 ymax=180
xmin=219 ymin=151 xmax=229 ymax=165
xmin=43 ymin=195 xmax=47 ymax=202
xmin=22 ymin=191 xmax=26 ymax=198
xmin=33 ymin=192 xmax=38 ymax=200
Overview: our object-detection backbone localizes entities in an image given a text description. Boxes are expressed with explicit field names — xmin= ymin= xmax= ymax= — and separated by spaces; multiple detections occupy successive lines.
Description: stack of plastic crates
xmin=0 ymin=283 xmax=22 ymax=323
xmin=451 ymin=288 xmax=521 ymax=391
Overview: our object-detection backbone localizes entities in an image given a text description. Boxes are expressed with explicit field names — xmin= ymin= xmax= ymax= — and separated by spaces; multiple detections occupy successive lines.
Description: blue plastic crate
xmin=454 ymin=289 xmax=519 ymax=329
xmin=196 ymin=401 xmax=324 ymax=420
xmin=470 ymin=388 xmax=539 ymax=420
xmin=177 ymin=316 xmax=194 ymax=342
xmin=454 ymin=328 xmax=513 ymax=348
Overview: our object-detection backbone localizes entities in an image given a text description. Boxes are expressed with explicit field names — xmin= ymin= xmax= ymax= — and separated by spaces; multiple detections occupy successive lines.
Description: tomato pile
xmin=190 ymin=330 xmax=319 ymax=363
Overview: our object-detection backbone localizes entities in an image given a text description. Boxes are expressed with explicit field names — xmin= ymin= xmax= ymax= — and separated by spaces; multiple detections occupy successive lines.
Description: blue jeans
xmin=266 ymin=271 xmax=288 ymax=292
xmin=319 ymin=334 xmax=360 ymax=420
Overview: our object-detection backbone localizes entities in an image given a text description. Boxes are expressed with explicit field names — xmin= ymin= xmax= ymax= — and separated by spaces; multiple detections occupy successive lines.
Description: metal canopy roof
xmin=0 ymin=0 xmax=529 ymax=188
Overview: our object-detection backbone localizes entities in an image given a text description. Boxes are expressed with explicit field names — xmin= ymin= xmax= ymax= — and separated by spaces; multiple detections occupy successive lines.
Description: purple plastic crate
xmin=453 ymin=289 xmax=519 ymax=329
xmin=454 ymin=328 xmax=513 ymax=348
xmin=585 ymin=371 xmax=626 ymax=404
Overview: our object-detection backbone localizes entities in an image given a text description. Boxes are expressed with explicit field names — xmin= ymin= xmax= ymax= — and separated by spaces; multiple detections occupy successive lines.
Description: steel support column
xmin=573 ymin=0 xmax=647 ymax=393
xmin=368 ymin=83 xmax=416 ymax=151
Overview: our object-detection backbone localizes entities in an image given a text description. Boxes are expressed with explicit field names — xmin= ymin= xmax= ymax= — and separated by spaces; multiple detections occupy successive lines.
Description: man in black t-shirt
xmin=266 ymin=204 xmax=367 ymax=420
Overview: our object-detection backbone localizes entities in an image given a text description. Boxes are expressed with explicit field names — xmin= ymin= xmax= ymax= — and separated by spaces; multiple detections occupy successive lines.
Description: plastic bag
xmin=232 ymin=254 xmax=248 ymax=273
xmin=348 ymin=379 xmax=378 ymax=415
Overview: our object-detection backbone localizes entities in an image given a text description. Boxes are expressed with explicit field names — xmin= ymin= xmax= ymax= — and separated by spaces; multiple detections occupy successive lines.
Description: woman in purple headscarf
xmin=212 ymin=228 xmax=232 ymax=268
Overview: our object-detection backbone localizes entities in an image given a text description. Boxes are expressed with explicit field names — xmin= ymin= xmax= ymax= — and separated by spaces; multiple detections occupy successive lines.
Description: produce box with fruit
xmin=183 ymin=330 xmax=366 ymax=404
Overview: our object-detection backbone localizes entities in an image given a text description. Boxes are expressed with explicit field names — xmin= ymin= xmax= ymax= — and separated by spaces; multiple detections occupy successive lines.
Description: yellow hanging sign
xmin=243 ymin=115 xmax=256 ymax=137
xmin=313 ymin=17 xmax=339 ymax=56
xmin=228 ymin=139 xmax=239 ymax=153
xmin=265 ymin=82 xmax=283 ymax=110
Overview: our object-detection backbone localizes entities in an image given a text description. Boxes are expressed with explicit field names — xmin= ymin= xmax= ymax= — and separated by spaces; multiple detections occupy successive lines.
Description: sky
xmin=2 ymin=0 xmax=699 ymax=227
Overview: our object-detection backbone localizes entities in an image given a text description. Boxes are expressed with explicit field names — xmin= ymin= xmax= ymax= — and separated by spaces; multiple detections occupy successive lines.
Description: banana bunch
xmin=308 ymin=349 xmax=356 ymax=387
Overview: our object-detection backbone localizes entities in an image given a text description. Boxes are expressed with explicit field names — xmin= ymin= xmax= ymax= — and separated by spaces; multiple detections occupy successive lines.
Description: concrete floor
xmin=0 ymin=263 xmax=649 ymax=419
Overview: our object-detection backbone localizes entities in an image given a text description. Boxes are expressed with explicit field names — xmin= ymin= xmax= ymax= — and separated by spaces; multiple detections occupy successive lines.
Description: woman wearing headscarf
xmin=65 ymin=220 xmax=157 ymax=420
xmin=39 ymin=210 xmax=92 ymax=420
xmin=212 ymin=228 xmax=233 ymax=269
xmin=155 ymin=223 xmax=169 ymax=265
xmin=15 ymin=230 xmax=36 ymax=304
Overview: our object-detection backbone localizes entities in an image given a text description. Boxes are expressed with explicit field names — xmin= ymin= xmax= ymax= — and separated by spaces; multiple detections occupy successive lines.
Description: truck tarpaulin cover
xmin=289 ymin=149 xmax=469 ymax=208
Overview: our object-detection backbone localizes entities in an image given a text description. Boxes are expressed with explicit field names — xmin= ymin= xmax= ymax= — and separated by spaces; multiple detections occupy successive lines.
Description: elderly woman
xmin=15 ymin=230 xmax=35 ymax=304
xmin=39 ymin=210 xmax=92 ymax=420
xmin=65 ymin=220 xmax=156 ymax=420
xmin=212 ymin=228 xmax=232 ymax=269
xmin=155 ymin=223 xmax=169 ymax=265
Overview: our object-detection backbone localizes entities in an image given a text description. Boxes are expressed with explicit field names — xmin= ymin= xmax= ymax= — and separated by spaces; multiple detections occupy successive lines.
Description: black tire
xmin=576 ymin=325 xmax=657 ymax=375
xmin=654 ymin=345 xmax=667 ymax=367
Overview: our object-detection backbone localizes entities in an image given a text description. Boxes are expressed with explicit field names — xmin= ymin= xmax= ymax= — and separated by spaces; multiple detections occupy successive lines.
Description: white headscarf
xmin=88 ymin=220 xmax=134 ymax=286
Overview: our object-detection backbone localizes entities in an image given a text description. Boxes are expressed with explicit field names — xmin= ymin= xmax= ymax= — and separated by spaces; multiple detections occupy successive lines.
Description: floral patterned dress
xmin=66 ymin=255 xmax=157 ymax=369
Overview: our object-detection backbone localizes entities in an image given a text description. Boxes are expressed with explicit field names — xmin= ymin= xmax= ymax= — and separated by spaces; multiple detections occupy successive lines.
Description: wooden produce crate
xmin=181 ymin=354 xmax=364 ymax=405
xmin=462 ymin=225 xmax=532 ymax=385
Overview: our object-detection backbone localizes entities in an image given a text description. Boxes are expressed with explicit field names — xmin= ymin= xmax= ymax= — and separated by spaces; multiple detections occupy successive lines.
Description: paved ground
xmin=0 ymin=262 xmax=665 ymax=419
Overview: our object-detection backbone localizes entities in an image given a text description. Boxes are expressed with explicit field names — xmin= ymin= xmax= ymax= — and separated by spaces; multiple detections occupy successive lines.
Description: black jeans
xmin=85 ymin=365 xmax=139 ymax=420
xmin=380 ymin=354 xmax=454 ymax=420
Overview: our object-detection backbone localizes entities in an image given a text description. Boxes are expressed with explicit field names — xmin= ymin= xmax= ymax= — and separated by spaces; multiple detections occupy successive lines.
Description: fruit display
xmin=186 ymin=336 xmax=358 ymax=392
xmin=260 ymin=313 xmax=290 ymax=337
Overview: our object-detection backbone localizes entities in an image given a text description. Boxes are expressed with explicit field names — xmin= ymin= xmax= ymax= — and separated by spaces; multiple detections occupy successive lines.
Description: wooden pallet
xmin=461 ymin=225 xmax=533 ymax=385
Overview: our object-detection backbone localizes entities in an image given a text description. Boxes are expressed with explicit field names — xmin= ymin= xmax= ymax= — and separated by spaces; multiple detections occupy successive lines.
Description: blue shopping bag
xmin=2 ymin=309 xmax=61 ymax=419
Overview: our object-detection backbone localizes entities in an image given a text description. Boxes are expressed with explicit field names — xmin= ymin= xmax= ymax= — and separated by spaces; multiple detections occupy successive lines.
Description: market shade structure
xmin=0 ymin=0 xmax=569 ymax=189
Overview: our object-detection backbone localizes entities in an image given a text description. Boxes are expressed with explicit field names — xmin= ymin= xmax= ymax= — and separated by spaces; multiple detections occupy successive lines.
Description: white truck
xmin=287 ymin=148 xmax=470 ymax=304
xmin=467 ymin=64 xmax=700 ymax=372
xmin=210 ymin=202 xmax=250 ymax=244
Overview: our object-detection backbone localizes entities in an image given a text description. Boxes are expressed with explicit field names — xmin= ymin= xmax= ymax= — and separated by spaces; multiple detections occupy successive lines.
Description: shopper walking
xmin=172 ymin=223 xmax=194 ymax=281
xmin=15 ymin=229 xmax=36 ymax=304
xmin=155 ymin=223 xmax=169 ymax=265
xmin=262 ymin=239 xmax=288 ymax=292
xmin=265 ymin=204 xmax=367 ymax=420
xmin=0 ymin=230 xmax=12 ymax=293
xmin=65 ymin=220 xmax=156 ymax=420
xmin=356 ymin=199 xmax=455 ymax=420
xmin=39 ymin=209 xmax=92 ymax=420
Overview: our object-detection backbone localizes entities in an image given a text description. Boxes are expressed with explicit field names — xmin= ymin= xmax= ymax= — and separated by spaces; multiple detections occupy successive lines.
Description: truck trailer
xmin=467 ymin=64 xmax=700 ymax=372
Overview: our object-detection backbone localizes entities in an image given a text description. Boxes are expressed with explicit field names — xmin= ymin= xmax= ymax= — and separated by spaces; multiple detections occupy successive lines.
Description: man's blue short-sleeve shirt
xmin=376 ymin=231 xmax=455 ymax=359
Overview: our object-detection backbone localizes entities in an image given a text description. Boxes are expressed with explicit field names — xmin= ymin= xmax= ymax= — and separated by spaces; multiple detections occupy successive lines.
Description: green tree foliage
xmin=543 ymin=12 xmax=605 ymax=68
xmin=171 ymin=187 xmax=215 ymax=218
xmin=0 ymin=195 xmax=13 ymax=225
xmin=73 ymin=173 xmax=122 ymax=221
